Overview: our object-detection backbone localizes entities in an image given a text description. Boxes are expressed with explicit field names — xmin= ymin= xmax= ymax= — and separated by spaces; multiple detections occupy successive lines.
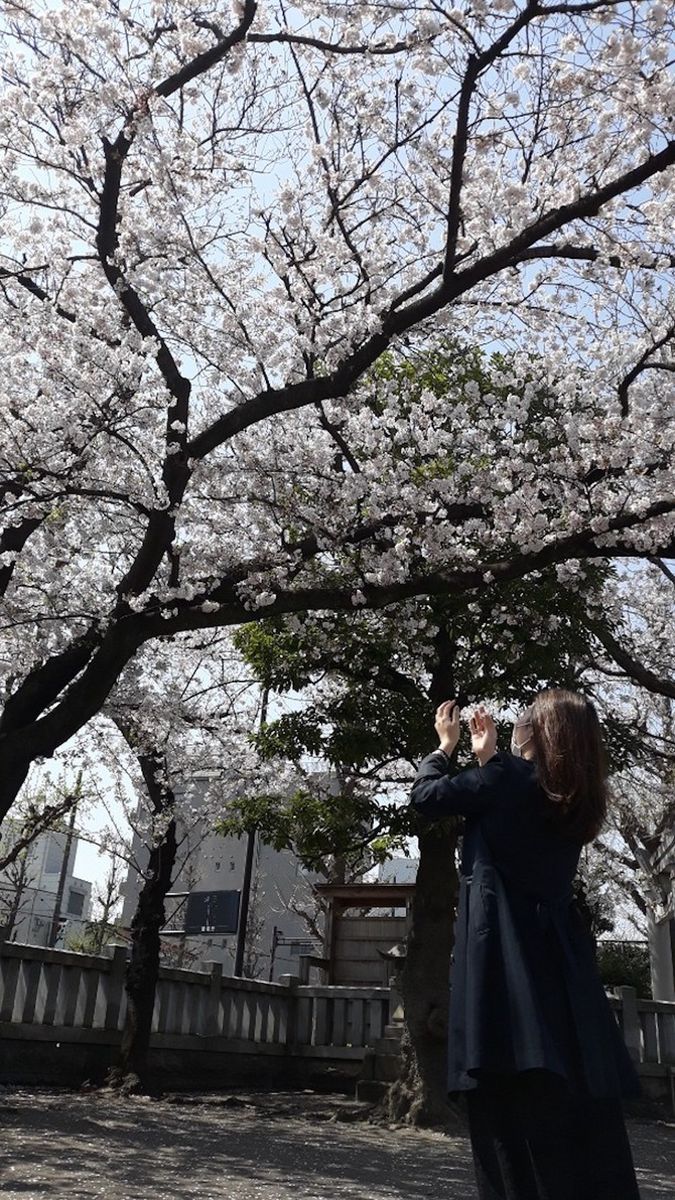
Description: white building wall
xmin=120 ymin=775 xmax=321 ymax=979
xmin=375 ymin=857 xmax=419 ymax=917
xmin=378 ymin=857 xmax=419 ymax=885
xmin=0 ymin=824 xmax=93 ymax=947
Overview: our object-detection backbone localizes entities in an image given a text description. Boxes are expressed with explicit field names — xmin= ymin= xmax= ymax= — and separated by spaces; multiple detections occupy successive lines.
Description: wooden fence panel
xmin=312 ymin=996 xmax=330 ymax=1046
xmin=332 ymin=997 xmax=347 ymax=1047
xmin=366 ymin=997 xmax=386 ymax=1044
xmin=348 ymin=998 xmax=364 ymax=1049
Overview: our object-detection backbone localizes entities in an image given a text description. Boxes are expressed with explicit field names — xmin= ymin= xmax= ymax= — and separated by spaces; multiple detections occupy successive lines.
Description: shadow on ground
xmin=0 ymin=1089 xmax=672 ymax=1199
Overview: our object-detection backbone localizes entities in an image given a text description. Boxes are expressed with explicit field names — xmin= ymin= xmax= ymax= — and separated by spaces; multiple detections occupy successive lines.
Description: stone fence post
xmin=617 ymin=985 xmax=641 ymax=1064
xmin=104 ymin=945 xmax=127 ymax=1032
xmin=205 ymin=960 xmax=223 ymax=1037
xmin=278 ymin=973 xmax=300 ymax=1050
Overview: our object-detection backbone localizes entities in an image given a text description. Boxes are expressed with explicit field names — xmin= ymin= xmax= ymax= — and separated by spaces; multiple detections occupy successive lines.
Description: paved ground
xmin=0 ymin=1088 xmax=673 ymax=1199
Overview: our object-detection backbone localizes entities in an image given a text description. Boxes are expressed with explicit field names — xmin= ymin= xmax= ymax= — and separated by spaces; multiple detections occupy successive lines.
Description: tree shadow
xmin=1 ymin=1094 xmax=673 ymax=1200
xmin=0 ymin=1092 xmax=477 ymax=1198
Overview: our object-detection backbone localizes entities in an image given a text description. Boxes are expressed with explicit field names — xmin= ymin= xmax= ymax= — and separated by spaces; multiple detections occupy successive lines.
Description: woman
xmin=411 ymin=689 xmax=641 ymax=1200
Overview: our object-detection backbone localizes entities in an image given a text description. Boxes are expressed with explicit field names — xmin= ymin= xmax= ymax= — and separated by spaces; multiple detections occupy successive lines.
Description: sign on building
xmin=184 ymin=890 xmax=240 ymax=935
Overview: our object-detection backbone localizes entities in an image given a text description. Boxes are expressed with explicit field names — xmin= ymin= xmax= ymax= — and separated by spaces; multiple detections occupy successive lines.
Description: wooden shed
xmin=311 ymin=881 xmax=415 ymax=987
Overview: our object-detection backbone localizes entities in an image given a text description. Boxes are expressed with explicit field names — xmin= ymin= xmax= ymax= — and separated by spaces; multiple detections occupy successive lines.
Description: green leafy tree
xmin=227 ymin=580 xmax=634 ymax=1122
xmin=597 ymin=943 xmax=652 ymax=999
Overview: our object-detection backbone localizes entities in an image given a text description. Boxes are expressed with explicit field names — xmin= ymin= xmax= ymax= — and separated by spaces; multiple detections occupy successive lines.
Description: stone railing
xmin=2 ymin=942 xmax=675 ymax=1083
xmin=0 ymin=941 xmax=390 ymax=1059
xmin=610 ymin=986 xmax=675 ymax=1068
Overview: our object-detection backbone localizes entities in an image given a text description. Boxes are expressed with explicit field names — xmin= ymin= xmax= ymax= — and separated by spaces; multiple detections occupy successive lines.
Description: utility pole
xmin=48 ymin=777 xmax=81 ymax=948
xmin=234 ymin=828 xmax=256 ymax=977
xmin=234 ymin=686 xmax=268 ymax=977
xmin=268 ymin=925 xmax=282 ymax=982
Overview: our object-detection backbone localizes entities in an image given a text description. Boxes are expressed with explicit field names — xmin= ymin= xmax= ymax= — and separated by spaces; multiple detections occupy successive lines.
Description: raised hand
xmin=434 ymin=699 xmax=460 ymax=755
xmin=469 ymin=705 xmax=498 ymax=766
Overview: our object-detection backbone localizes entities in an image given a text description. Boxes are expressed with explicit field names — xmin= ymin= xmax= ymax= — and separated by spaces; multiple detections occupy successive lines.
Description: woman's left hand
xmin=435 ymin=700 xmax=460 ymax=754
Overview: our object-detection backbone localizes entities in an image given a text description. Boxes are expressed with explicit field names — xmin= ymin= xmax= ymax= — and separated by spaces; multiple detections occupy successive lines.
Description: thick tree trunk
xmin=385 ymin=817 xmax=460 ymax=1125
xmin=385 ymin=627 xmax=463 ymax=1127
xmin=108 ymin=746 xmax=177 ymax=1092
xmin=0 ymin=756 xmax=32 ymax=828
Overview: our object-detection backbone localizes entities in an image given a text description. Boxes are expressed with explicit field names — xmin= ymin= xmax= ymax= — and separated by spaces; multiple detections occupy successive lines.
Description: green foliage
xmin=64 ymin=921 xmax=122 ymax=956
xmin=372 ymin=340 xmax=577 ymax=493
xmin=234 ymin=610 xmax=408 ymax=696
xmin=218 ymin=786 xmax=410 ymax=874
xmin=597 ymin=942 xmax=652 ymax=999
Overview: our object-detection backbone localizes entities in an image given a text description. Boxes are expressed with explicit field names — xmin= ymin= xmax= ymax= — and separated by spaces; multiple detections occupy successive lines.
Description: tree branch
xmin=0 ymin=790 xmax=80 ymax=873
xmin=590 ymin=624 xmax=675 ymax=701
xmin=188 ymin=138 xmax=675 ymax=460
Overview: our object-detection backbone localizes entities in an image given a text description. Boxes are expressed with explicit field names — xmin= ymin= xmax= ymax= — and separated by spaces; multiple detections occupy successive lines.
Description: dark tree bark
xmin=385 ymin=627 xmax=462 ymax=1127
xmin=108 ymin=745 xmax=177 ymax=1092
xmin=386 ymin=817 xmax=460 ymax=1126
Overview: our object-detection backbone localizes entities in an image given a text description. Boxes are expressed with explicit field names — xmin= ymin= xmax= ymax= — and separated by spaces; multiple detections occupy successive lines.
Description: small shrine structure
xmin=300 ymin=881 xmax=415 ymax=987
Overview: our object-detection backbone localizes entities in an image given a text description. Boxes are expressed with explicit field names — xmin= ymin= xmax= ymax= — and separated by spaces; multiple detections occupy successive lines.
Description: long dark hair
xmin=530 ymin=689 xmax=608 ymax=844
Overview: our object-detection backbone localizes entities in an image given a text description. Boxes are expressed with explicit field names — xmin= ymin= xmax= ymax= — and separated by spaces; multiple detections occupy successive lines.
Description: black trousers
xmin=465 ymin=1071 xmax=641 ymax=1200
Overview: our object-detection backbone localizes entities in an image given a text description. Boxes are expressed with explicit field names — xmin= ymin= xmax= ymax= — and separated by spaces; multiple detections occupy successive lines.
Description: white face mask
xmin=510 ymin=731 xmax=532 ymax=757
xmin=511 ymin=710 xmax=534 ymax=757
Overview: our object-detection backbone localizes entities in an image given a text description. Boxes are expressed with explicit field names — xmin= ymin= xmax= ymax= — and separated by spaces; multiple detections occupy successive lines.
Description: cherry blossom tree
xmin=83 ymin=633 xmax=259 ymax=1088
xmin=1 ymin=1 xmax=675 ymax=823
xmin=584 ymin=561 xmax=675 ymax=997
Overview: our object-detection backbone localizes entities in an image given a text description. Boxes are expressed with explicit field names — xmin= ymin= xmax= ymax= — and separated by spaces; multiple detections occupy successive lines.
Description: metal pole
xmin=268 ymin=925 xmax=280 ymax=982
xmin=233 ymin=686 xmax=268 ymax=978
xmin=234 ymin=827 xmax=256 ymax=976
xmin=48 ymin=789 xmax=79 ymax=948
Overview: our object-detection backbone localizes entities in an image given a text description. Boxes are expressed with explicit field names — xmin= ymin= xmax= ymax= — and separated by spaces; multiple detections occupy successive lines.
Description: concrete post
xmin=618 ymin=985 xmax=642 ymax=1064
xmin=104 ymin=945 xmax=127 ymax=1031
xmin=278 ymin=973 xmax=299 ymax=1049
xmin=647 ymin=908 xmax=675 ymax=1002
xmin=205 ymin=960 xmax=223 ymax=1037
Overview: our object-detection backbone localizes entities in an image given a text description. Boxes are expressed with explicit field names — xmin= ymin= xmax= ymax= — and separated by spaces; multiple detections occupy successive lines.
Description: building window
xmin=67 ymin=889 xmax=85 ymax=917
xmin=44 ymin=839 xmax=64 ymax=874
xmin=215 ymin=862 xmax=221 ymax=871
xmin=229 ymin=860 xmax=235 ymax=871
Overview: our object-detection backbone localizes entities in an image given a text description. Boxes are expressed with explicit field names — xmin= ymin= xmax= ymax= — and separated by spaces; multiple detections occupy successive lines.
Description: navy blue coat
xmin=411 ymin=750 xmax=640 ymax=1099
